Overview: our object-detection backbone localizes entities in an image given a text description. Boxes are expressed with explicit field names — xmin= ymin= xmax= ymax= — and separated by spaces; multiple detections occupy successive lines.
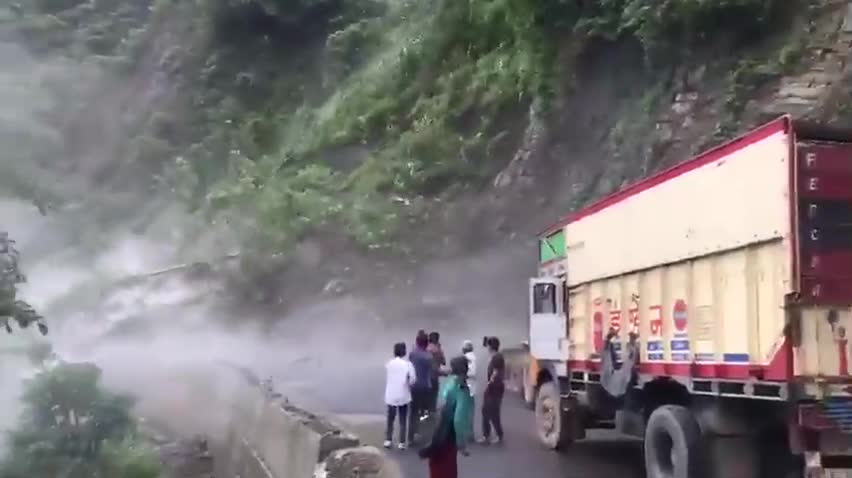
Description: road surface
xmin=267 ymin=342 xmax=645 ymax=478
xmin=336 ymin=394 xmax=644 ymax=478
xmin=389 ymin=397 xmax=644 ymax=478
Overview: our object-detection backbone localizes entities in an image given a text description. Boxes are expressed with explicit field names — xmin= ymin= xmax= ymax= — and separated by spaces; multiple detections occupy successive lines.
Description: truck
xmin=517 ymin=115 xmax=852 ymax=478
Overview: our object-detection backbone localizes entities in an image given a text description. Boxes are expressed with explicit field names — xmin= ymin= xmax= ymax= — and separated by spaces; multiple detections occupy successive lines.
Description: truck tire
xmin=535 ymin=382 xmax=573 ymax=451
xmin=644 ymin=405 xmax=703 ymax=478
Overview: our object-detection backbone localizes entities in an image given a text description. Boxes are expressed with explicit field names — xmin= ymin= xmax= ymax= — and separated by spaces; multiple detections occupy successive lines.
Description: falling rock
xmin=322 ymin=278 xmax=347 ymax=296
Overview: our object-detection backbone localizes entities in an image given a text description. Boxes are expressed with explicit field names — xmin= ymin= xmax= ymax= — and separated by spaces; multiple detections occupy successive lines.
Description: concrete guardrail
xmin=216 ymin=344 xmax=532 ymax=478
xmin=218 ymin=382 xmax=402 ymax=478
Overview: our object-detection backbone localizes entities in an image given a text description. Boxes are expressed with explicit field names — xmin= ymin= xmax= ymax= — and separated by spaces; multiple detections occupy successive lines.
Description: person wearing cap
xmin=462 ymin=340 xmax=476 ymax=442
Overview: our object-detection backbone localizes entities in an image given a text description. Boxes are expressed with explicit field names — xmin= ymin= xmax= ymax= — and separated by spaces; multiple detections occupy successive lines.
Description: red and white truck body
xmin=525 ymin=115 xmax=852 ymax=477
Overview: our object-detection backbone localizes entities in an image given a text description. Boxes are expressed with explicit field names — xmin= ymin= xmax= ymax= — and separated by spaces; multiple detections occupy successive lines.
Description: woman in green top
xmin=418 ymin=355 xmax=472 ymax=478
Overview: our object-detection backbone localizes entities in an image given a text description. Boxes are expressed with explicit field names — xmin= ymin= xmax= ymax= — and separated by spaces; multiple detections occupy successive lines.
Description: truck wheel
xmin=535 ymin=382 xmax=573 ymax=450
xmin=644 ymin=405 xmax=702 ymax=478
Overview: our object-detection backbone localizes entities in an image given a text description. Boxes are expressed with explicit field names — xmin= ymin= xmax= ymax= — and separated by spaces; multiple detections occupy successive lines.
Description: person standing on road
xmin=384 ymin=342 xmax=415 ymax=450
xmin=409 ymin=332 xmax=434 ymax=444
xmin=412 ymin=330 xmax=427 ymax=358
xmin=418 ymin=355 xmax=472 ymax=478
xmin=462 ymin=340 xmax=477 ymax=443
xmin=479 ymin=336 xmax=505 ymax=445
xmin=427 ymin=331 xmax=447 ymax=413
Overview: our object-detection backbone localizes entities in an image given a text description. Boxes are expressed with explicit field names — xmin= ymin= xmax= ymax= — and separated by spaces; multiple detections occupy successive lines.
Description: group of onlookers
xmin=383 ymin=329 xmax=506 ymax=478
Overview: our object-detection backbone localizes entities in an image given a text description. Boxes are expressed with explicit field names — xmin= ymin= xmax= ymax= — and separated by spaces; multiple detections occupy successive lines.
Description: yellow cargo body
xmin=533 ymin=116 xmax=852 ymax=395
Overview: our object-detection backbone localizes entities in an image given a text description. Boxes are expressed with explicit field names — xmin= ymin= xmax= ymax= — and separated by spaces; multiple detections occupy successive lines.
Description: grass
xmin=203 ymin=0 xmax=801 ymax=254
xmin=202 ymin=0 xmax=558 ymax=252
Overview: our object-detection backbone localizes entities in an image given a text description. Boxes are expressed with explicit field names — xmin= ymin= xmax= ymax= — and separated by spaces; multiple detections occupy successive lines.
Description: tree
xmin=0 ymin=362 xmax=159 ymax=478
xmin=0 ymin=231 xmax=47 ymax=336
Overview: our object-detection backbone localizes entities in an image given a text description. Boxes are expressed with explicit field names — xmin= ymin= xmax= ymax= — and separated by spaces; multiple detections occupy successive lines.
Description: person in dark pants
xmin=409 ymin=332 xmax=434 ymax=444
xmin=478 ymin=336 xmax=505 ymax=445
xmin=384 ymin=342 xmax=415 ymax=450
xmin=427 ymin=331 xmax=447 ymax=413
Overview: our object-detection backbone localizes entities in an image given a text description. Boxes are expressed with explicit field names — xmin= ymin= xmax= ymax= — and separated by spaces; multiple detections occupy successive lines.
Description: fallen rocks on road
xmin=315 ymin=446 xmax=403 ymax=478
xmin=222 ymin=369 xmax=400 ymax=478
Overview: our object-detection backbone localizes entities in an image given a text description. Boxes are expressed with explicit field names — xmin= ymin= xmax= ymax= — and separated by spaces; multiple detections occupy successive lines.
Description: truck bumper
xmin=806 ymin=452 xmax=852 ymax=477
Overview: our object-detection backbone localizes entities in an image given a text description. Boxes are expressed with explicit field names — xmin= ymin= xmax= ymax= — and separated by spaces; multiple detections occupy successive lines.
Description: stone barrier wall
xmin=218 ymin=379 xmax=401 ymax=478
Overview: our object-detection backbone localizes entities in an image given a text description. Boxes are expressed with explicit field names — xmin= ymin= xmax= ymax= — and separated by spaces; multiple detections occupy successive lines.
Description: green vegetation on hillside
xmin=0 ymin=362 xmax=159 ymax=478
xmin=0 ymin=0 xmax=795 ymax=256
xmin=0 ymin=232 xmax=47 ymax=335
xmin=189 ymin=0 xmax=791 ymax=252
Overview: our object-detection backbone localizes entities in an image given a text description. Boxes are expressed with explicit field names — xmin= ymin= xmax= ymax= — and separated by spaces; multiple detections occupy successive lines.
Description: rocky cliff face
xmin=484 ymin=0 xmax=852 ymax=239
xmin=235 ymin=0 xmax=852 ymax=310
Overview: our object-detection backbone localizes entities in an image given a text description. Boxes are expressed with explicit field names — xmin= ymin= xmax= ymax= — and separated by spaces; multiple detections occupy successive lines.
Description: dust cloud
xmin=0 ymin=35 xmax=534 ymax=449
xmin=3 ymin=192 xmax=534 ymax=445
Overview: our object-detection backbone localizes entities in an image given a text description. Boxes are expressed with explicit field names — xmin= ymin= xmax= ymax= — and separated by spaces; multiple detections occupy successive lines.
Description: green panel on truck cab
xmin=539 ymin=230 xmax=565 ymax=263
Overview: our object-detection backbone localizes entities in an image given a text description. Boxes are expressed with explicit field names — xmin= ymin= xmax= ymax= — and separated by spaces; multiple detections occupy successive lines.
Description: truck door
xmin=529 ymin=277 xmax=567 ymax=361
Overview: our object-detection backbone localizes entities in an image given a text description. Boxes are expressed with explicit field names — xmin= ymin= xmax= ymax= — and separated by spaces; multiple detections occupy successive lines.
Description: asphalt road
xmin=388 ymin=396 xmax=646 ymax=478
xmin=268 ymin=343 xmax=646 ymax=478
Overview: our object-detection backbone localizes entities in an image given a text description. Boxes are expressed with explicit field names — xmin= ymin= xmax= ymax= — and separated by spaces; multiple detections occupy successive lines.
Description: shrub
xmin=0 ymin=232 xmax=47 ymax=335
xmin=0 ymin=362 xmax=158 ymax=478
xmin=574 ymin=0 xmax=789 ymax=62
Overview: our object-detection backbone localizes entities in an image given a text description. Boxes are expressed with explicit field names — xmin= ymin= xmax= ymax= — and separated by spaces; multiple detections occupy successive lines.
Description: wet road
xmin=389 ymin=397 xmax=645 ymax=478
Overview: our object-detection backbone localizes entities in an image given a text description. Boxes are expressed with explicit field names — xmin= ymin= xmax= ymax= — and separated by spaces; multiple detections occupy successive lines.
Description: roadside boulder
xmin=315 ymin=446 xmax=402 ymax=478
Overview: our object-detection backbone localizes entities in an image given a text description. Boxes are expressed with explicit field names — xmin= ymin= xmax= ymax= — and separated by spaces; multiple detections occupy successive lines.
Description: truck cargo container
xmin=518 ymin=115 xmax=852 ymax=478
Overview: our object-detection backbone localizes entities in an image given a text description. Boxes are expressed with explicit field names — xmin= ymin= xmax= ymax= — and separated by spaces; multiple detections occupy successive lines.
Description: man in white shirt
xmin=462 ymin=339 xmax=476 ymax=442
xmin=385 ymin=342 xmax=416 ymax=450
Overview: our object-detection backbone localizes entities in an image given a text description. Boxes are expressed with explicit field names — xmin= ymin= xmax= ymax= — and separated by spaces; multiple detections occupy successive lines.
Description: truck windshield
xmin=533 ymin=283 xmax=557 ymax=314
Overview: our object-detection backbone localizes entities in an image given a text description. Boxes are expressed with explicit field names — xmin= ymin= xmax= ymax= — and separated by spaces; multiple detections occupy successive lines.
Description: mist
xmin=0 ymin=30 xmax=533 ymax=451
xmin=3 ymin=192 xmax=533 ymax=445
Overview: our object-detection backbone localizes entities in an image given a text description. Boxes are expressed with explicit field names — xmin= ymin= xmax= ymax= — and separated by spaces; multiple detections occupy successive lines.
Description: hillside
xmin=2 ymin=0 xmax=852 ymax=307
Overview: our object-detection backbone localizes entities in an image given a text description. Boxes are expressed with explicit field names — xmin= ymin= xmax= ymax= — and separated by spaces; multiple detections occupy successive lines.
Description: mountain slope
xmin=2 ymin=0 xmax=852 ymax=306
